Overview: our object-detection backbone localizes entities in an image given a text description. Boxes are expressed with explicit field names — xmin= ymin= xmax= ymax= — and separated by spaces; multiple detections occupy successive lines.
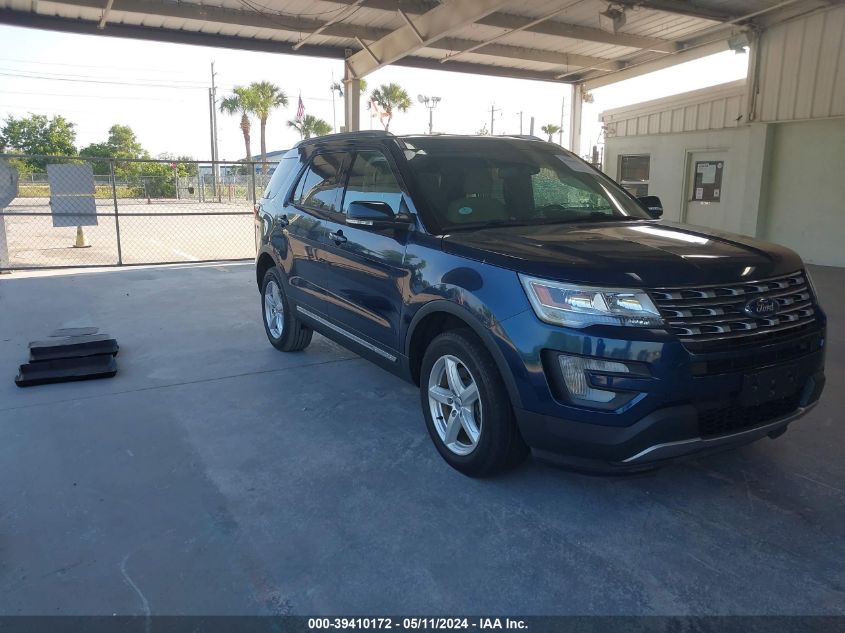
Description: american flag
xmin=296 ymin=95 xmax=305 ymax=121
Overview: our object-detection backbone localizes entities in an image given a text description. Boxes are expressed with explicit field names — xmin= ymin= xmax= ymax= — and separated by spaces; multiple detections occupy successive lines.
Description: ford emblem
xmin=744 ymin=296 xmax=780 ymax=319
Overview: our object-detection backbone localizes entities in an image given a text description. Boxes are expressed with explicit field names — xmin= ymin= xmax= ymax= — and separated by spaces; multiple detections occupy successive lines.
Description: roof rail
xmin=295 ymin=130 xmax=395 ymax=147
xmin=495 ymin=134 xmax=546 ymax=142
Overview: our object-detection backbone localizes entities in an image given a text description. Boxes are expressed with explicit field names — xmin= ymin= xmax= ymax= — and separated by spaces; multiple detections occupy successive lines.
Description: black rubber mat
xmin=29 ymin=334 xmax=119 ymax=362
xmin=15 ymin=354 xmax=118 ymax=387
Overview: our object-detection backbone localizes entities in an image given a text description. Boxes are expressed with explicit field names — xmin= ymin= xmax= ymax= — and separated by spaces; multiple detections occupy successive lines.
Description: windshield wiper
xmin=445 ymin=219 xmax=535 ymax=231
xmin=539 ymin=213 xmax=645 ymax=224
xmin=445 ymin=214 xmax=646 ymax=232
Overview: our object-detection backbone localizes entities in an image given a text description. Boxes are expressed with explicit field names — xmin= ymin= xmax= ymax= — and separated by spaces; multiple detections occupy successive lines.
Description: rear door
xmin=282 ymin=151 xmax=349 ymax=313
xmin=320 ymin=148 xmax=411 ymax=354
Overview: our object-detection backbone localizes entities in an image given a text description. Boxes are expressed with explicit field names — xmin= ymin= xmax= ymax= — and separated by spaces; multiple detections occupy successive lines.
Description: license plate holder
xmin=739 ymin=364 xmax=801 ymax=407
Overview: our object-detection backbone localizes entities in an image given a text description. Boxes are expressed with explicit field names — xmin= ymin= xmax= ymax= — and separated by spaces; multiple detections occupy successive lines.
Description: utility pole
xmin=417 ymin=94 xmax=442 ymax=134
xmin=529 ymin=116 xmax=535 ymax=137
xmin=209 ymin=62 xmax=220 ymax=199
xmin=518 ymin=111 xmax=523 ymax=135
xmin=331 ymin=71 xmax=337 ymax=133
xmin=490 ymin=104 xmax=501 ymax=135
xmin=558 ymin=92 xmax=565 ymax=146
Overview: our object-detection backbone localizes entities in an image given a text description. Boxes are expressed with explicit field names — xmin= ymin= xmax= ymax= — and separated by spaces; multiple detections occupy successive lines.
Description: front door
xmin=684 ymin=150 xmax=729 ymax=231
xmin=321 ymin=149 xmax=410 ymax=354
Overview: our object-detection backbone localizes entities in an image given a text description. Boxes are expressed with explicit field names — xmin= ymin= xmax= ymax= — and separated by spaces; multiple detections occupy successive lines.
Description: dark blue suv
xmin=255 ymin=132 xmax=826 ymax=476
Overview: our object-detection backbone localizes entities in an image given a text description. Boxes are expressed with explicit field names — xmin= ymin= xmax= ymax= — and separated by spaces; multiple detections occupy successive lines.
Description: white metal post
xmin=343 ymin=59 xmax=361 ymax=132
xmin=568 ymin=83 xmax=583 ymax=157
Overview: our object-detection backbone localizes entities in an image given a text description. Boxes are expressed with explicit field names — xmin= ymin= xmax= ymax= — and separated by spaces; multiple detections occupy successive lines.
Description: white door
xmin=684 ymin=151 xmax=728 ymax=230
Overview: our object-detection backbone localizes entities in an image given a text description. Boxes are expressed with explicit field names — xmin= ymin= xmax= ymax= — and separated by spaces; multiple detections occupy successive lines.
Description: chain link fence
xmin=0 ymin=154 xmax=277 ymax=270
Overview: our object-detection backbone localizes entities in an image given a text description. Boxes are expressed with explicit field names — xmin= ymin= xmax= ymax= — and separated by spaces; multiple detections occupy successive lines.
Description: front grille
xmin=697 ymin=392 xmax=802 ymax=437
xmin=649 ymin=271 xmax=817 ymax=351
xmin=690 ymin=332 xmax=823 ymax=376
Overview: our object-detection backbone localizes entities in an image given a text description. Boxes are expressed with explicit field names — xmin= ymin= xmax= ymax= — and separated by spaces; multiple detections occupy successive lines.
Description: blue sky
xmin=0 ymin=24 xmax=748 ymax=160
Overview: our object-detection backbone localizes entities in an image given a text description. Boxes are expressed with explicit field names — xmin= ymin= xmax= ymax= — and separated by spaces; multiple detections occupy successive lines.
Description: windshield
xmin=403 ymin=139 xmax=651 ymax=232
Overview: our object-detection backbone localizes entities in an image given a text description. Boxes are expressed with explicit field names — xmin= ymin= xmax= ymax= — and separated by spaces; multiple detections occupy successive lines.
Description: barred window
xmin=619 ymin=154 xmax=650 ymax=197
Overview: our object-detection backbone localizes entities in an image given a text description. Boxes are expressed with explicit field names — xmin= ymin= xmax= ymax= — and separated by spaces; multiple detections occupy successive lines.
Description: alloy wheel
xmin=264 ymin=279 xmax=285 ymax=339
xmin=427 ymin=354 xmax=482 ymax=455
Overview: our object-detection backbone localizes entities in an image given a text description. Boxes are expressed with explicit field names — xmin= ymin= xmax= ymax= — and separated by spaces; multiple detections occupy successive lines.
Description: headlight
xmin=519 ymin=274 xmax=664 ymax=328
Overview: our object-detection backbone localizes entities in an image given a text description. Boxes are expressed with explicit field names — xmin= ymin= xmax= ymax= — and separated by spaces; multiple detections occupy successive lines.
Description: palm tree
xmin=541 ymin=123 xmax=562 ymax=143
xmin=249 ymin=81 xmax=288 ymax=173
xmin=330 ymin=79 xmax=367 ymax=97
xmin=287 ymin=115 xmax=333 ymax=140
xmin=331 ymin=79 xmax=368 ymax=132
xmin=219 ymin=86 xmax=256 ymax=162
xmin=368 ymin=83 xmax=411 ymax=131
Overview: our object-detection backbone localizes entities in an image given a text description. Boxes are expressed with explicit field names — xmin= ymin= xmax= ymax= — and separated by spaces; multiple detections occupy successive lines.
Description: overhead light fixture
xmin=598 ymin=5 xmax=626 ymax=34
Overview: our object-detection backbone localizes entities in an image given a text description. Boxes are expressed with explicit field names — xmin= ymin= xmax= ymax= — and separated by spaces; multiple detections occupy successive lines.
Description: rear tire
xmin=261 ymin=267 xmax=313 ymax=352
xmin=420 ymin=329 xmax=528 ymax=477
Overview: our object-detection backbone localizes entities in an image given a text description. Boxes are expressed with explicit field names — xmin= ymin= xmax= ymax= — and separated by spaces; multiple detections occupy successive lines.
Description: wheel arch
xmin=405 ymin=300 xmax=523 ymax=409
xmin=255 ymin=249 xmax=277 ymax=290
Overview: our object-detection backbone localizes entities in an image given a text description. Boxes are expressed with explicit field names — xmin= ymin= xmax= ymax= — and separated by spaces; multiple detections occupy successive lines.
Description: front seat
xmin=446 ymin=167 xmax=507 ymax=224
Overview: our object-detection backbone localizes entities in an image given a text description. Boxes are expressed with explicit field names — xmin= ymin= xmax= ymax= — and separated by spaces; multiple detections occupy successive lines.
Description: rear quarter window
xmin=261 ymin=151 xmax=299 ymax=200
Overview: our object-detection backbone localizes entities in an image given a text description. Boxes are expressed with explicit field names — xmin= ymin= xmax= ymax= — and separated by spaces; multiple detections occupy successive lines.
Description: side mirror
xmin=638 ymin=195 xmax=663 ymax=218
xmin=347 ymin=201 xmax=396 ymax=226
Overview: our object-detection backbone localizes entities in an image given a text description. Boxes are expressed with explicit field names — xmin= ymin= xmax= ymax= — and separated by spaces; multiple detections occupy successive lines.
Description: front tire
xmin=420 ymin=329 xmax=528 ymax=477
xmin=261 ymin=267 xmax=313 ymax=352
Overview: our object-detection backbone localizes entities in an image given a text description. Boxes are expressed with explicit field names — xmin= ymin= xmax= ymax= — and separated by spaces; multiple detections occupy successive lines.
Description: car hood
xmin=441 ymin=220 xmax=804 ymax=287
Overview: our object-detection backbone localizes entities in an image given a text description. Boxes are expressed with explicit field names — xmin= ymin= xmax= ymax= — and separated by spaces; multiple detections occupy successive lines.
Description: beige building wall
xmin=760 ymin=118 xmax=845 ymax=267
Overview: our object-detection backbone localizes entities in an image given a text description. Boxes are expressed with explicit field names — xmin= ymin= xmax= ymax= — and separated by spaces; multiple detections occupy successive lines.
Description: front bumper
xmin=515 ymin=368 xmax=825 ymax=470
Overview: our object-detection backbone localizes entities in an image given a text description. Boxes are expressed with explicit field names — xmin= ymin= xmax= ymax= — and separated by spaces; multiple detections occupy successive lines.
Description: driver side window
xmin=342 ymin=150 xmax=404 ymax=214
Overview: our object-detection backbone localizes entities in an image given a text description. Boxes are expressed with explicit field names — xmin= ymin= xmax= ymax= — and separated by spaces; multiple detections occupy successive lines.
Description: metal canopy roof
xmin=0 ymin=0 xmax=832 ymax=86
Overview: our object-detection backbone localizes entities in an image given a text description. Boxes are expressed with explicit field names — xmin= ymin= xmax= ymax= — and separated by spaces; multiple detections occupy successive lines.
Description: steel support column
xmin=343 ymin=60 xmax=360 ymax=132
xmin=568 ymin=84 xmax=583 ymax=157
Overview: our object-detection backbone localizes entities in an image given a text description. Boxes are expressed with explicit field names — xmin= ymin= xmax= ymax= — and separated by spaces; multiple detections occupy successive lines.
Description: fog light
xmin=559 ymin=355 xmax=629 ymax=403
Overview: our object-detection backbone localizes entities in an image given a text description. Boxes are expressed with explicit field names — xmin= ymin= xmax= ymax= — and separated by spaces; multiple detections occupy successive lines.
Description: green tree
xmin=249 ymin=81 xmax=288 ymax=174
xmin=0 ymin=114 xmax=77 ymax=170
xmin=80 ymin=124 xmax=149 ymax=177
xmin=330 ymin=78 xmax=367 ymax=97
xmin=541 ymin=123 xmax=562 ymax=143
xmin=368 ymin=83 xmax=411 ymax=131
xmin=220 ymin=86 xmax=257 ymax=162
xmin=287 ymin=114 xmax=333 ymax=140
xmin=136 ymin=154 xmax=198 ymax=198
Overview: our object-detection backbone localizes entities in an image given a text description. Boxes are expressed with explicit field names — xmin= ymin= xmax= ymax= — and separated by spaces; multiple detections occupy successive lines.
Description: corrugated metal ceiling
xmin=0 ymin=0 xmax=830 ymax=84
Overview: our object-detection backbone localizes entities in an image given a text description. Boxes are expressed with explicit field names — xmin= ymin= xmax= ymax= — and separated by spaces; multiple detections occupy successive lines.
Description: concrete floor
xmin=0 ymin=262 xmax=842 ymax=615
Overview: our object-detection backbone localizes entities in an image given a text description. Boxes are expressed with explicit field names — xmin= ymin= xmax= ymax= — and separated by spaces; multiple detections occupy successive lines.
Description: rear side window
xmin=292 ymin=152 xmax=348 ymax=213
xmin=342 ymin=150 xmax=404 ymax=214
xmin=261 ymin=150 xmax=298 ymax=200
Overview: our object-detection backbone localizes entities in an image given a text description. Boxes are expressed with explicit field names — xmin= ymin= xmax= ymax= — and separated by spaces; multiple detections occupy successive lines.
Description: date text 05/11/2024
xmin=306 ymin=618 xmax=528 ymax=630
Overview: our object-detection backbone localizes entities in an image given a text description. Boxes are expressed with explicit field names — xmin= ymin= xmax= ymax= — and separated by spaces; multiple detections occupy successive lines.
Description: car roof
xmin=296 ymin=131 xmax=549 ymax=150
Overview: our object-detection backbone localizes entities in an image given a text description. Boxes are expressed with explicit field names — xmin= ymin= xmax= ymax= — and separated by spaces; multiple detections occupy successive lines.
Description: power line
xmin=0 ymin=69 xmax=209 ymax=90
xmin=1 ymin=68 xmax=340 ymax=103
xmin=0 ymin=65 xmax=210 ymax=87
xmin=0 ymin=56 xmax=201 ymax=76
xmin=0 ymin=89 xmax=194 ymax=102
